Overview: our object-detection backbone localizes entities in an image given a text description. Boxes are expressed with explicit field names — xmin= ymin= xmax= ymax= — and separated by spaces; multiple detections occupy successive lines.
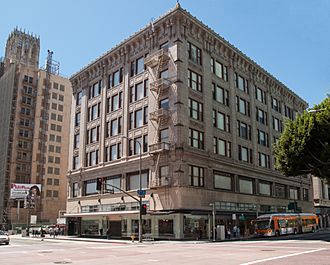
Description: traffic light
xmin=96 ymin=178 xmax=103 ymax=191
xmin=140 ymin=204 xmax=147 ymax=215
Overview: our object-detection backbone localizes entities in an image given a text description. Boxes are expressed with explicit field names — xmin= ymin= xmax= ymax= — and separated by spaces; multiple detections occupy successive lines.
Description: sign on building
xmin=10 ymin=183 xmax=41 ymax=199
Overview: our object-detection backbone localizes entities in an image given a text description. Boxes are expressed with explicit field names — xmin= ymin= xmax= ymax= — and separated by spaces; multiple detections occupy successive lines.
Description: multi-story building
xmin=66 ymin=4 xmax=313 ymax=239
xmin=0 ymin=29 xmax=72 ymax=229
xmin=312 ymin=176 xmax=330 ymax=228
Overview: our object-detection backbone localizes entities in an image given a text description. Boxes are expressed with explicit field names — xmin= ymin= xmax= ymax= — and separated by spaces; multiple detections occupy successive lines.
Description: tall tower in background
xmin=4 ymin=28 xmax=40 ymax=70
xmin=0 ymin=29 xmax=71 ymax=229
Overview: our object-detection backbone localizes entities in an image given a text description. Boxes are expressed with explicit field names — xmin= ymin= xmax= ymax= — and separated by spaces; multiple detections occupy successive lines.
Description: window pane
xmin=214 ymin=173 xmax=231 ymax=190
xmin=239 ymin=179 xmax=253 ymax=194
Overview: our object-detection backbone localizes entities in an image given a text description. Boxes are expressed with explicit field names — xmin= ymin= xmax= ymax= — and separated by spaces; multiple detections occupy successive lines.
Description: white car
xmin=0 ymin=231 xmax=10 ymax=245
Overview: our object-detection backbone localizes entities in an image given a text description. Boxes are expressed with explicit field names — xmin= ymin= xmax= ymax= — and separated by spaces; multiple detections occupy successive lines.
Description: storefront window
xmin=131 ymin=219 xmax=151 ymax=235
xmin=159 ymin=219 xmax=174 ymax=235
xmin=81 ymin=219 xmax=99 ymax=235
xmin=183 ymin=215 xmax=207 ymax=239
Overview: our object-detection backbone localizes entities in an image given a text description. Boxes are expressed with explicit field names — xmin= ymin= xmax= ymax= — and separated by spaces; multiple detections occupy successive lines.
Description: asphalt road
xmin=1 ymin=230 xmax=330 ymax=265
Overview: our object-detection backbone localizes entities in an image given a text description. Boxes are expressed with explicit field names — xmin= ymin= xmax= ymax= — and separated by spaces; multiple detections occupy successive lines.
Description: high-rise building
xmin=66 ymin=4 xmax=313 ymax=239
xmin=0 ymin=28 xmax=72 ymax=229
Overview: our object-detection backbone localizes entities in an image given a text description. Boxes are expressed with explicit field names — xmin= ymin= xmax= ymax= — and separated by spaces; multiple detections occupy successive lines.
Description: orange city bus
xmin=254 ymin=213 xmax=318 ymax=237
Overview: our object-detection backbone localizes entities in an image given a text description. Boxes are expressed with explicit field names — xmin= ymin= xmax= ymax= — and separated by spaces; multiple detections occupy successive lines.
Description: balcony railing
xmin=149 ymin=108 xmax=169 ymax=121
xmin=149 ymin=142 xmax=171 ymax=154
xmin=150 ymin=78 xmax=171 ymax=95
xmin=144 ymin=49 xmax=169 ymax=68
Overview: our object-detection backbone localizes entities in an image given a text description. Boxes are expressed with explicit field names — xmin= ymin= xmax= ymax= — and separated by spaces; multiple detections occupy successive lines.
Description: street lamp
xmin=122 ymin=136 xmax=143 ymax=243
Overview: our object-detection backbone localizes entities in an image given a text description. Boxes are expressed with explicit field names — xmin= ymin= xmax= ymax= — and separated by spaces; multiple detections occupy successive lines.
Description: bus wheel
xmin=275 ymin=230 xmax=280 ymax=237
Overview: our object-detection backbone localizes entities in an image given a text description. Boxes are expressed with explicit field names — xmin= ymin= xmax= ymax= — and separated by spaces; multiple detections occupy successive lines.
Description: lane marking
xmin=240 ymin=248 xmax=326 ymax=265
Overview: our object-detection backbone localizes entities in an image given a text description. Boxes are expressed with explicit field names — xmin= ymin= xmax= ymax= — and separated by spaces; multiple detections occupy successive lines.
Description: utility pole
xmin=209 ymin=203 xmax=216 ymax=241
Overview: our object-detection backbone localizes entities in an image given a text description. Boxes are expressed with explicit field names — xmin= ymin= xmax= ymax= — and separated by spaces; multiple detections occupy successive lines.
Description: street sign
xmin=137 ymin=189 xmax=146 ymax=197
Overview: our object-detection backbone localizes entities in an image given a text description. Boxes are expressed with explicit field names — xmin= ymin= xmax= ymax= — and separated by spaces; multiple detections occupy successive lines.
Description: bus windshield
xmin=255 ymin=220 xmax=270 ymax=229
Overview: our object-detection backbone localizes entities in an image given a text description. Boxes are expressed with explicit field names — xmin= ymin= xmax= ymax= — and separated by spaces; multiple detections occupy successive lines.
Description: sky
xmin=0 ymin=0 xmax=329 ymax=107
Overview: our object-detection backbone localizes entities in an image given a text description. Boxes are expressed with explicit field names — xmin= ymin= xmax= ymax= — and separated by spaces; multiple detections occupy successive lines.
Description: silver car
xmin=0 ymin=231 xmax=10 ymax=245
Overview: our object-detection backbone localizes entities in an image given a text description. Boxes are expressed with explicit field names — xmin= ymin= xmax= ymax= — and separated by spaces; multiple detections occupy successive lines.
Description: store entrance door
xmin=108 ymin=221 xmax=121 ymax=238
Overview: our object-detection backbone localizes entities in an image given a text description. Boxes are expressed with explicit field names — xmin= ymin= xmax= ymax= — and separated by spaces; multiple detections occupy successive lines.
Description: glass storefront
xmin=183 ymin=215 xmax=208 ymax=239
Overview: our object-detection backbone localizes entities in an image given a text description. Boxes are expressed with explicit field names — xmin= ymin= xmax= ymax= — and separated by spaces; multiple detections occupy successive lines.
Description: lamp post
xmin=209 ymin=203 xmax=216 ymax=241
xmin=122 ymin=136 xmax=143 ymax=243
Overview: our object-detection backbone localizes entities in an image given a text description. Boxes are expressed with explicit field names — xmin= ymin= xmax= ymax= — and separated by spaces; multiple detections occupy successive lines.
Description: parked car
xmin=0 ymin=231 xmax=10 ymax=245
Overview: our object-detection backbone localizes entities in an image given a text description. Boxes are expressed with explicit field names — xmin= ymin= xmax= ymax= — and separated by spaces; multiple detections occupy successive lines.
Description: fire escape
xmin=145 ymin=48 xmax=172 ymax=188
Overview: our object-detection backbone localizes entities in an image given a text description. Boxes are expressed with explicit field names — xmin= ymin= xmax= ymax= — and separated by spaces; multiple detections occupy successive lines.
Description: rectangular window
xmin=257 ymin=130 xmax=268 ymax=146
xmin=188 ymin=42 xmax=202 ymax=65
xmin=256 ymin=107 xmax=267 ymax=125
xmin=212 ymin=110 xmax=230 ymax=132
xmin=236 ymin=96 xmax=250 ymax=116
xmin=72 ymin=182 xmax=79 ymax=198
xmin=89 ymin=126 xmax=99 ymax=143
xmin=285 ymin=105 xmax=294 ymax=120
xmin=235 ymin=73 xmax=249 ymax=93
xmin=189 ymin=165 xmax=204 ymax=187
xmin=189 ymin=98 xmax=203 ymax=121
xmin=214 ymin=172 xmax=232 ymax=190
xmin=160 ymin=98 xmax=169 ymax=110
xmin=112 ymin=68 xmax=123 ymax=87
xmin=189 ymin=128 xmax=204 ymax=149
xmin=238 ymin=145 xmax=252 ymax=163
xmin=89 ymin=103 xmax=101 ymax=121
xmin=105 ymin=176 xmax=121 ymax=193
xmin=160 ymin=129 xmax=169 ymax=143
xmin=143 ymin=106 xmax=148 ymax=125
xmin=259 ymin=181 xmax=271 ymax=196
xmin=213 ymin=137 xmax=231 ymax=157
xmin=127 ymin=171 xmax=149 ymax=190
xmin=272 ymin=97 xmax=281 ymax=113
xmin=239 ymin=178 xmax=254 ymax=194
xmin=289 ymin=187 xmax=299 ymax=200
xmin=89 ymin=81 xmax=102 ymax=99
xmin=110 ymin=119 xmax=118 ymax=136
xmin=87 ymin=150 xmax=99 ymax=166
xmin=273 ymin=116 xmax=282 ymax=132
xmin=73 ymin=156 xmax=79 ymax=170
xmin=84 ymin=180 xmax=98 ymax=195
xmin=211 ymin=58 xmax=228 ymax=81
xmin=237 ymin=121 xmax=251 ymax=140
xmin=212 ymin=83 xmax=229 ymax=106
xmin=74 ymin=134 xmax=80 ymax=149
xmin=111 ymin=92 xmax=122 ymax=111
xmin=303 ymin=188 xmax=309 ymax=201
xmin=188 ymin=69 xmax=202 ymax=92
xmin=275 ymin=184 xmax=286 ymax=198
xmin=135 ymin=82 xmax=144 ymax=101
xmin=134 ymin=109 xmax=143 ymax=128
xmin=256 ymin=87 xmax=267 ymax=104
xmin=76 ymin=91 xmax=82 ymax=106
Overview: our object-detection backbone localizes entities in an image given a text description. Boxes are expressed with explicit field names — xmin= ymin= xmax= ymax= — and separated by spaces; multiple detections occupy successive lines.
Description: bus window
xmin=270 ymin=220 xmax=274 ymax=230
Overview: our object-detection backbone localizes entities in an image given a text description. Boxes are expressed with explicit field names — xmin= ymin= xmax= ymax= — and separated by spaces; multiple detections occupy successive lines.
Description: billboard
xmin=10 ymin=183 xmax=42 ymax=200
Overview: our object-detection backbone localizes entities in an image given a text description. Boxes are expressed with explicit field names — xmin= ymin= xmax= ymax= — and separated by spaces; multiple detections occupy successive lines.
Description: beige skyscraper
xmin=0 ymin=29 xmax=72 ymax=229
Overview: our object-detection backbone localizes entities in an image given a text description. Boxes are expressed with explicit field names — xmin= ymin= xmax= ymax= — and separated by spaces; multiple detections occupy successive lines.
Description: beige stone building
xmin=66 ymin=4 xmax=313 ymax=239
xmin=0 ymin=29 xmax=72 ymax=229
xmin=312 ymin=176 xmax=330 ymax=228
